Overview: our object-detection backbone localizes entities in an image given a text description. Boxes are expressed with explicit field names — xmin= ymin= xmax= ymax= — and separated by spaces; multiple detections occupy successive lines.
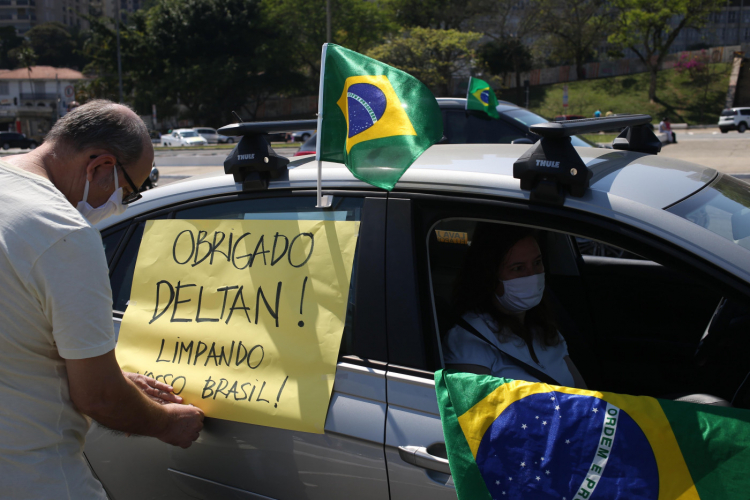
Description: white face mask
xmin=76 ymin=165 xmax=127 ymax=224
xmin=496 ymin=273 xmax=545 ymax=313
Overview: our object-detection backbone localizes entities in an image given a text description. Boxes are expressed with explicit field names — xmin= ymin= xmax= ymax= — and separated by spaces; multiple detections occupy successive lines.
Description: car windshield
xmin=667 ymin=175 xmax=750 ymax=251
xmin=721 ymin=109 xmax=738 ymax=116
xmin=180 ymin=131 xmax=198 ymax=137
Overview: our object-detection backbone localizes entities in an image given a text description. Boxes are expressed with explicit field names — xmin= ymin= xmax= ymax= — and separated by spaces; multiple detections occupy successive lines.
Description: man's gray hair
xmin=46 ymin=99 xmax=150 ymax=168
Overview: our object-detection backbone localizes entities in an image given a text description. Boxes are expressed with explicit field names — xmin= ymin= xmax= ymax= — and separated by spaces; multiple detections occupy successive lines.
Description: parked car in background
xmin=295 ymin=99 xmax=594 ymax=155
xmin=292 ymin=130 xmax=315 ymax=142
xmin=161 ymin=129 xmax=209 ymax=147
xmin=0 ymin=132 xmax=38 ymax=150
xmin=718 ymin=107 xmax=750 ymax=133
xmin=194 ymin=127 xmax=221 ymax=144
xmin=218 ymin=134 xmax=235 ymax=144
xmin=438 ymin=98 xmax=593 ymax=147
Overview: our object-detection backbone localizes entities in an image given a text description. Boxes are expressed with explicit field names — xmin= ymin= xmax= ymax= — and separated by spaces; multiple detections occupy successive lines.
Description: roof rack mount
xmin=218 ymin=119 xmax=317 ymax=191
xmin=513 ymin=114 xmax=659 ymax=205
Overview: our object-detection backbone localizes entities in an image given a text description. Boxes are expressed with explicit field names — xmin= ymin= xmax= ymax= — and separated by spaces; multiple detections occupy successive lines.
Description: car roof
xmin=175 ymin=128 xmax=196 ymax=132
xmin=115 ymin=143 xmax=714 ymax=219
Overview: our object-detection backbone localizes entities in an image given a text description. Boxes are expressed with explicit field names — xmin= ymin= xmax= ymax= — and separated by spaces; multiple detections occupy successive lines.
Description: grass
xmin=580 ymin=133 xmax=619 ymax=144
xmin=156 ymin=142 xmax=301 ymax=151
xmin=497 ymin=63 xmax=732 ymax=125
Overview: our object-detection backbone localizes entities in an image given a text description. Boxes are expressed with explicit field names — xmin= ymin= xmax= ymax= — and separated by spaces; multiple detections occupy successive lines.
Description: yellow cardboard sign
xmin=117 ymin=219 xmax=360 ymax=434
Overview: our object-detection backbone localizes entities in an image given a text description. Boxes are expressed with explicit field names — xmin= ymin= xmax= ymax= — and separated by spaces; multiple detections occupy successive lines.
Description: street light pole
xmin=115 ymin=0 xmax=123 ymax=103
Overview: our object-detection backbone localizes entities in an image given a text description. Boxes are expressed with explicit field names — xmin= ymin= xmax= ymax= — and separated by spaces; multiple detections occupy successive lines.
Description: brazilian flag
xmin=436 ymin=370 xmax=750 ymax=500
xmin=466 ymin=76 xmax=500 ymax=119
xmin=317 ymin=44 xmax=443 ymax=191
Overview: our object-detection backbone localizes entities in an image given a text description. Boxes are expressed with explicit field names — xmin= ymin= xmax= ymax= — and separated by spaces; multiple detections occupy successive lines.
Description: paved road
xmin=659 ymin=136 xmax=750 ymax=176
xmin=154 ymin=147 xmax=299 ymax=185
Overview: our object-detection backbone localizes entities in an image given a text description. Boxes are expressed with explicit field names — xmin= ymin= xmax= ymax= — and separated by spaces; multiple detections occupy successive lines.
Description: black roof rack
xmin=514 ymin=114 xmax=660 ymax=205
xmin=218 ymin=119 xmax=317 ymax=191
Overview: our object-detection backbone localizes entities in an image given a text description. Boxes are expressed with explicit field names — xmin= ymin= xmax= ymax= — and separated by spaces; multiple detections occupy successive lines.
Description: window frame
xmin=386 ymin=191 xmax=750 ymax=380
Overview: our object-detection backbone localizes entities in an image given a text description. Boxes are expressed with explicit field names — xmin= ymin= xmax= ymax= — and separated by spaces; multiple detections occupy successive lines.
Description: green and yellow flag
xmin=317 ymin=44 xmax=443 ymax=191
xmin=466 ymin=77 xmax=500 ymax=119
xmin=436 ymin=370 xmax=750 ymax=500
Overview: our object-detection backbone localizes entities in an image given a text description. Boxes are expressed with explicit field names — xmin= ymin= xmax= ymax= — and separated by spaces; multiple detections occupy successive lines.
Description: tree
xmin=384 ymin=0 xmax=495 ymax=31
xmin=80 ymin=14 xmax=151 ymax=108
xmin=478 ymin=38 xmax=533 ymax=101
xmin=262 ymin=0 xmax=393 ymax=90
xmin=0 ymin=26 xmax=23 ymax=69
xmin=537 ymin=0 xmax=610 ymax=80
xmin=8 ymin=45 xmax=37 ymax=96
xmin=26 ymin=22 xmax=87 ymax=69
xmin=81 ymin=0 xmax=298 ymax=125
xmin=608 ymin=0 xmax=724 ymax=102
xmin=675 ymin=50 xmax=729 ymax=123
xmin=367 ymin=28 xmax=481 ymax=96
xmin=144 ymin=0 xmax=295 ymax=125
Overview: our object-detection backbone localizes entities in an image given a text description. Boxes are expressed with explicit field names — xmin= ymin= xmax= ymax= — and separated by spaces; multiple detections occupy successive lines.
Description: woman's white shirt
xmin=443 ymin=311 xmax=575 ymax=387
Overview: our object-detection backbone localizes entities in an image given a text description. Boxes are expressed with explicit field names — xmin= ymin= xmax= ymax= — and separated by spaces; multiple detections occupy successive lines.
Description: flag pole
xmin=315 ymin=43 xmax=328 ymax=208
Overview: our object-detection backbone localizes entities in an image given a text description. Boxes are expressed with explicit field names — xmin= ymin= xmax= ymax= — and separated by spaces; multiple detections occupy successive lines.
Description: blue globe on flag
xmin=347 ymin=83 xmax=387 ymax=138
xmin=476 ymin=392 xmax=659 ymax=499
xmin=480 ymin=90 xmax=490 ymax=104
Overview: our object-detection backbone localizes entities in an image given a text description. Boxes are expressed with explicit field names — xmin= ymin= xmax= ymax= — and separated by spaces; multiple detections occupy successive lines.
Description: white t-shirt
xmin=443 ymin=311 xmax=574 ymax=387
xmin=0 ymin=160 xmax=113 ymax=499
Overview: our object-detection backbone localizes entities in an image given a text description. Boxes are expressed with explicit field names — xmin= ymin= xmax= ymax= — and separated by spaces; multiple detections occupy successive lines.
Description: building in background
xmin=0 ymin=66 xmax=85 ymax=140
xmin=0 ymin=0 xmax=143 ymax=34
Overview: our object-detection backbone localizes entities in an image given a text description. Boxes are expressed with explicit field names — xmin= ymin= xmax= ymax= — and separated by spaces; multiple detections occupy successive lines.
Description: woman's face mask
xmin=496 ymin=273 xmax=545 ymax=313
xmin=76 ymin=165 xmax=127 ymax=224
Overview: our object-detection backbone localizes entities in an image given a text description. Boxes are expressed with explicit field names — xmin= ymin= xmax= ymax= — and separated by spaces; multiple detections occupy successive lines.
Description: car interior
xmin=427 ymin=219 xmax=750 ymax=410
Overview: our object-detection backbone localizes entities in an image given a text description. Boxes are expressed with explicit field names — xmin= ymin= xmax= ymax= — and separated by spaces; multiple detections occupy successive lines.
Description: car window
xmin=742 ymin=110 xmax=750 ymax=116
xmin=667 ymin=174 xmax=750 ymax=251
xmin=110 ymin=195 xmax=365 ymax=356
xmin=442 ymin=110 xmax=525 ymax=144
xmin=423 ymin=216 xmax=744 ymax=402
xmin=573 ymin=237 xmax=642 ymax=259
xmin=102 ymin=226 xmax=127 ymax=265
xmin=110 ymin=215 xmax=168 ymax=313
xmin=180 ymin=131 xmax=198 ymax=137
xmin=722 ymin=109 xmax=738 ymax=116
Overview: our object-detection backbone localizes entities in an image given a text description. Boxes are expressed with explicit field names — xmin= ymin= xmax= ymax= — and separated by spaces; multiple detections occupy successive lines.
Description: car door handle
xmin=398 ymin=445 xmax=451 ymax=475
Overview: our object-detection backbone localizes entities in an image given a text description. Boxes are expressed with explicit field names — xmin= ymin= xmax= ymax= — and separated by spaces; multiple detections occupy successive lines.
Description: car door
xmin=380 ymin=192 xmax=750 ymax=498
xmin=85 ymin=191 xmax=390 ymax=500
xmin=382 ymin=198 xmax=457 ymax=500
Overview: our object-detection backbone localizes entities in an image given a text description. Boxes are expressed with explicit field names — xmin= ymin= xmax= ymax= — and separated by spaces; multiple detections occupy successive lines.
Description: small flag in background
xmin=317 ymin=44 xmax=443 ymax=191
xmin=436 ymin=370 xmax=750 ymax=500
xmin=466 ymin=76 xmax=500 ymax=119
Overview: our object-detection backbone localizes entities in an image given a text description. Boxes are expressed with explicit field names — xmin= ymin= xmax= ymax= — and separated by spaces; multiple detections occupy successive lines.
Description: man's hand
xmin=123 ymin=371 xmax=183 ymax=405
xmin=66 ymin=350 xmax=204 ymax=447
xmin=156 ymin=404 xmax=205 ymax=449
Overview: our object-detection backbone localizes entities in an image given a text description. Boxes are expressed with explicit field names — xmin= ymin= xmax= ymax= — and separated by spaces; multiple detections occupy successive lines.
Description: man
xmin=0 ymin=100 xmax=204 ymax=499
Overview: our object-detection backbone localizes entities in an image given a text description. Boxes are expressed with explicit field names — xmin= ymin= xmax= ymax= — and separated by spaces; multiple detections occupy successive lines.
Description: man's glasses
xmin=90 ymin=155 xmax=143 ymax=204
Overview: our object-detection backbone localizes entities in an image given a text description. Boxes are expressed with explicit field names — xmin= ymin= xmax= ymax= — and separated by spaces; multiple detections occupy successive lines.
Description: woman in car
xmin=443 ymin=223 xmax=587 ymax=388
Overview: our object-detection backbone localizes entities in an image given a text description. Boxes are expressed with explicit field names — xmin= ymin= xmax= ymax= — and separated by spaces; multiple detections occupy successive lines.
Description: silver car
xmin=89 ymin=141 xmax=750 ymax=499
xmin=194 ymin=127 xmax=221 ymax=144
